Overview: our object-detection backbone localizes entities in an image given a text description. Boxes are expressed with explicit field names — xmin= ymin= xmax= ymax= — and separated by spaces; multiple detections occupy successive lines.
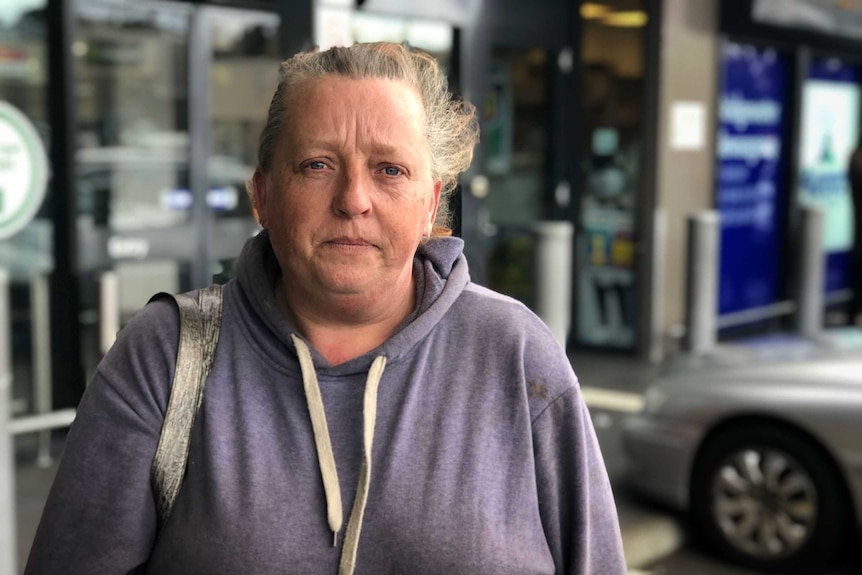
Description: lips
xmin=325 ymin=237 xmax=375 ymax=248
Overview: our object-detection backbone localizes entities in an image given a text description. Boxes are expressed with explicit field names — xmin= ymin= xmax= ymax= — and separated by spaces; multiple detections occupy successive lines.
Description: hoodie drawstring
xmin=291 ymin=334 xmax=387 ymax=575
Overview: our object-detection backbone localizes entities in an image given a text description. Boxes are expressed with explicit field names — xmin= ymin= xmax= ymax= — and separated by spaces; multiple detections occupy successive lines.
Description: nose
xmin=332 ymin=166 xmax=372 ymax=217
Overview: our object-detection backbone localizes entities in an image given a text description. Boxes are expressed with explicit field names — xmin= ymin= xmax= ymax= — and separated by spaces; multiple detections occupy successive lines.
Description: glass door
xmin=74 ymin=0 xmax=195 ymax=379
xmin=73 ymin=1 xmax=280 ymax=380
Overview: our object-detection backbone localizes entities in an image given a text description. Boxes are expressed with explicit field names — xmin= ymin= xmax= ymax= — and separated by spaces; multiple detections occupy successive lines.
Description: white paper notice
xmin=670 ymin=101 xmax=707 ymax=151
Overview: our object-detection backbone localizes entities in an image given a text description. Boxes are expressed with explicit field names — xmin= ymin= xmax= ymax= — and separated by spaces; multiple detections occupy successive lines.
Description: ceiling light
xmin=581 ymin=3 xmax=611 ymax=19
xmin=602 ymin=10 xmax=648 ymax=27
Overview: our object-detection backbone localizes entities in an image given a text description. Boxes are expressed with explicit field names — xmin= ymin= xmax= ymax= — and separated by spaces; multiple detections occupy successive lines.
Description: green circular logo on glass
xmin=0 ymin=100 xmax=48 ymax=240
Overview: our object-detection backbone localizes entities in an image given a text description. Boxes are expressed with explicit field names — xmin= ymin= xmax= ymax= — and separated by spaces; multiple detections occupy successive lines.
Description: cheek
xmin=393 ymin=206 xmax=430 ymax=241
xmin=267 ymin=184 xmax=312 ymax=224
xmin=286 ymin=203 xmax=339 ymax=256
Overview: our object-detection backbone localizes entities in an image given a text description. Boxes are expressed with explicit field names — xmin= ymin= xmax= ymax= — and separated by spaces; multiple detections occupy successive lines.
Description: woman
xmin=26 ymin=43 xmax=626 ymax=574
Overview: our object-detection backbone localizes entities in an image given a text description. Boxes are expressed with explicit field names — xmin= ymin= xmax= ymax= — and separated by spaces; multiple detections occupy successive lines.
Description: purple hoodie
xmin=25 ymin=232 xmax=626 ymax=574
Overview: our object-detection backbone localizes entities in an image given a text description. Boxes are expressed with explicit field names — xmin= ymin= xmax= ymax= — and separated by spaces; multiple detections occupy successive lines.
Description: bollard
xmin=532 ymin=221 xmax=574 ymax=348
xmin=684 ymin=211 xmax=720 ymax=354
xmin=798 ymin=206 xmax=825 ymax=337
xmin=650 ymin=208 xmax=667 ymax=363
xmin=0 ymin=268 xmax=17 ymax=575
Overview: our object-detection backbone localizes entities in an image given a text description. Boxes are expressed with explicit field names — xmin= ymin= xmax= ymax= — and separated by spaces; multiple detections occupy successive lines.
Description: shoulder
xmin=458 ymin=282 xmax=547 ymax=331
xmin=115 ymin=293 xmax=181 ymax=358
xmin=451 ymin=283 xmax=579 ymax=417
xmin=93 ymin=293 xmax=182 ymax=410
xmin=457 ymin=283 xmax=563 ymax=349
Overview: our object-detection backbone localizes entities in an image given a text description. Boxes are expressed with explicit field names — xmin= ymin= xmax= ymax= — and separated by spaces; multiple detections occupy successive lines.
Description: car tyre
xmin=690 ymin=423 xmax=851 ymax=573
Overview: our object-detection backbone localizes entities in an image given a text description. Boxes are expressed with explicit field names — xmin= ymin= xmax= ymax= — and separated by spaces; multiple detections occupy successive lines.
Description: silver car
xmin=622 ymin=338 xmax=862 ymax=572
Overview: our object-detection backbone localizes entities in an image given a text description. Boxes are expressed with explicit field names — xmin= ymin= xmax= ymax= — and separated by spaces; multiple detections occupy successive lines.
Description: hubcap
xmin=710 ymin=447 xmax=817 ymax=559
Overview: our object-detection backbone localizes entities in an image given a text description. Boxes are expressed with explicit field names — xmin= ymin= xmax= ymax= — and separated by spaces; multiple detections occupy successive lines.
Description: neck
xmin=276 ymin=276 xmax=415 ymax=365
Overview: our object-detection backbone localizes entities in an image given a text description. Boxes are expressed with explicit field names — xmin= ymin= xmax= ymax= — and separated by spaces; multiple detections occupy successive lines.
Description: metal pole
xmin=684 ymin=211 xmax=720 ymax=354
xmin=532 ymin=221 xmax=574 ymax=347
xmin=649 ymin=208 xmax=667 ymax=363
xmin=47 ymin=0 xmax=84 ymax=408
xmin=8 ymin=409 xmax=76 ymax=436
xmin=798 ymin=206 xmax=825 ymax=337
xmin=30 ymin=272 xmax=53 ymax=467
xmin=99 ymin=271 xmax=120 ymax=356
xmin=0 ymin=268 xmax=18 ymax=575
xmin=189 ymin=8 xmax=213 ymax=289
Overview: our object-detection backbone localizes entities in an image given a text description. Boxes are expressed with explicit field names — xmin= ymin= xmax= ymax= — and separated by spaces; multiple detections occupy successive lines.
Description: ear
xmin=428 ymin=180 xmax=443 ymax=229
xmin=252 ymin=168 xmax=268 ymax=226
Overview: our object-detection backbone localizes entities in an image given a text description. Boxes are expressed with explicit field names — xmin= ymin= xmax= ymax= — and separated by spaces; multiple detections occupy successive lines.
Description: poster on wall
xmin=797 ymin=56 xmax=860 ymax=294
xmin=715 ymin=42 xmax=789 ymax=317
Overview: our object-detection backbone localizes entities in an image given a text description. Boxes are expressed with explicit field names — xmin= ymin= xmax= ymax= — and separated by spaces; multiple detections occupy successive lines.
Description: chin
xmin=315 ymin=273 xmax=377 ymax=296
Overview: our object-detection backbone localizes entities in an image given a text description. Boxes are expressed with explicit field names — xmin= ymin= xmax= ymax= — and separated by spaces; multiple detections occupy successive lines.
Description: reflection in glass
xmin=483 ymin=47 xmax=549 ymax=307
xmin=74 ymin=0 xmax=192 ymax=233
xmin=208 ymin=7 xmax=281 ymax=284
xmin=210 ymin=8 xmax=279 ymax=169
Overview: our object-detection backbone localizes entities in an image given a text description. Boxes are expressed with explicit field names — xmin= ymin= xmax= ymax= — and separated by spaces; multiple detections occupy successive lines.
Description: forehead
xmin=282 ymin=76 xmax=427 ymax=142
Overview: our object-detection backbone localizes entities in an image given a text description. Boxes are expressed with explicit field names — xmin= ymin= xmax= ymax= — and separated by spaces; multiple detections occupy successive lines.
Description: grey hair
xmin=249 ymin=42 xmax=479 ymax=232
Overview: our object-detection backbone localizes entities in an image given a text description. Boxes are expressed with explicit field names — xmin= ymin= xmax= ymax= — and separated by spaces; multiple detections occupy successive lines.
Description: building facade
xmin=1 ymin=0 xmax=663 ymax=412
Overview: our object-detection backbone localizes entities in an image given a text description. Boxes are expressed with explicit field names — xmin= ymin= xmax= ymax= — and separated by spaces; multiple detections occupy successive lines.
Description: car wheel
xmin=690 ymin=423 xmax=851 ymax=572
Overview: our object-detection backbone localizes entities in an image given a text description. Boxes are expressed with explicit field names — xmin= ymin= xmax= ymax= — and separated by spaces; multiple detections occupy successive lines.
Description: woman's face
xmin=254 ymin=76 xmax=441 ymax=308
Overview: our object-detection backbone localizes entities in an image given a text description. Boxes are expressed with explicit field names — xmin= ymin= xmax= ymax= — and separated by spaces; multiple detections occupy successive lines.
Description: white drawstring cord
xmin=292 ymin=334 xmax=343 ymax=543
xmin=291 ymin=334 xmax=387 ymax=575
xmin=338 ymin=354 xmax=385 ymax=575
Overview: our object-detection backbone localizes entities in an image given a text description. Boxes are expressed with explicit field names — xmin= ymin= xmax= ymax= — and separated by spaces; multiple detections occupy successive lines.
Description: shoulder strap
xmin=151 ymin=283 xmax=224 ymax=529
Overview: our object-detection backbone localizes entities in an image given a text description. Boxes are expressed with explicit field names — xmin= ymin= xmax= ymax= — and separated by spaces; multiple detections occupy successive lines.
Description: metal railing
xmin=684 ymin=205 xmax=832 ymax=354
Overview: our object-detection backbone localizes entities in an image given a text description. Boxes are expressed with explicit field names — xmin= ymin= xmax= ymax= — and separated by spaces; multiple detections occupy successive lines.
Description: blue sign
xmin=716 ymin=42 xmax=789 ymax=316
xmin=797 ymin=57 xmax=860 ymax=294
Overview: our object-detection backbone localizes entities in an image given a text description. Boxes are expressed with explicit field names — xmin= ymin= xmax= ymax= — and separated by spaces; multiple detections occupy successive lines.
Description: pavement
xmin=10 ymin=349 xmax=685 ymax=574
xmin=616 ymin=492 xmax=686 ymax=573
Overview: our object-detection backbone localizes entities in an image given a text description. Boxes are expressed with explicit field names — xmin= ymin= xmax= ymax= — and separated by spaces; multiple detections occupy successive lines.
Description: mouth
xmin=325 ymin=237 xmax=376 ymax=250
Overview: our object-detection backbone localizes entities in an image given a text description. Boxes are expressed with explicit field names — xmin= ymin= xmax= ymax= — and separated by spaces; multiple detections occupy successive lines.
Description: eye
xmin=383 ymin=166 xmax=403 ymax=176
xmin=308 ymin=161 xmax=327 ymax=170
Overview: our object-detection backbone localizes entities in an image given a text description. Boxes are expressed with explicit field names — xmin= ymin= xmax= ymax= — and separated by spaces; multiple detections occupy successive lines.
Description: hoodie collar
xmin=234 ymin=230 xmax=470 ymax=375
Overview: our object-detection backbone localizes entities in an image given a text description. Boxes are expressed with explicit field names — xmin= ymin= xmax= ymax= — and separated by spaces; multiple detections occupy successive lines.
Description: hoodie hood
xmin=233 ymin=230 xmax=471 ymax=376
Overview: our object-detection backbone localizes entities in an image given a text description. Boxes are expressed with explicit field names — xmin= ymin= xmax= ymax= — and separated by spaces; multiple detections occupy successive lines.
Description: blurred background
xmin=3 ymin=0 xmax=862 ymax=573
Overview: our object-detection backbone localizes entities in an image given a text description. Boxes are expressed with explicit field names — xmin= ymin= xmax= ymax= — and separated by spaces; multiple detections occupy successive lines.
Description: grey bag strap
xmin=151 ymin=284 xmax=224 ymax=529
